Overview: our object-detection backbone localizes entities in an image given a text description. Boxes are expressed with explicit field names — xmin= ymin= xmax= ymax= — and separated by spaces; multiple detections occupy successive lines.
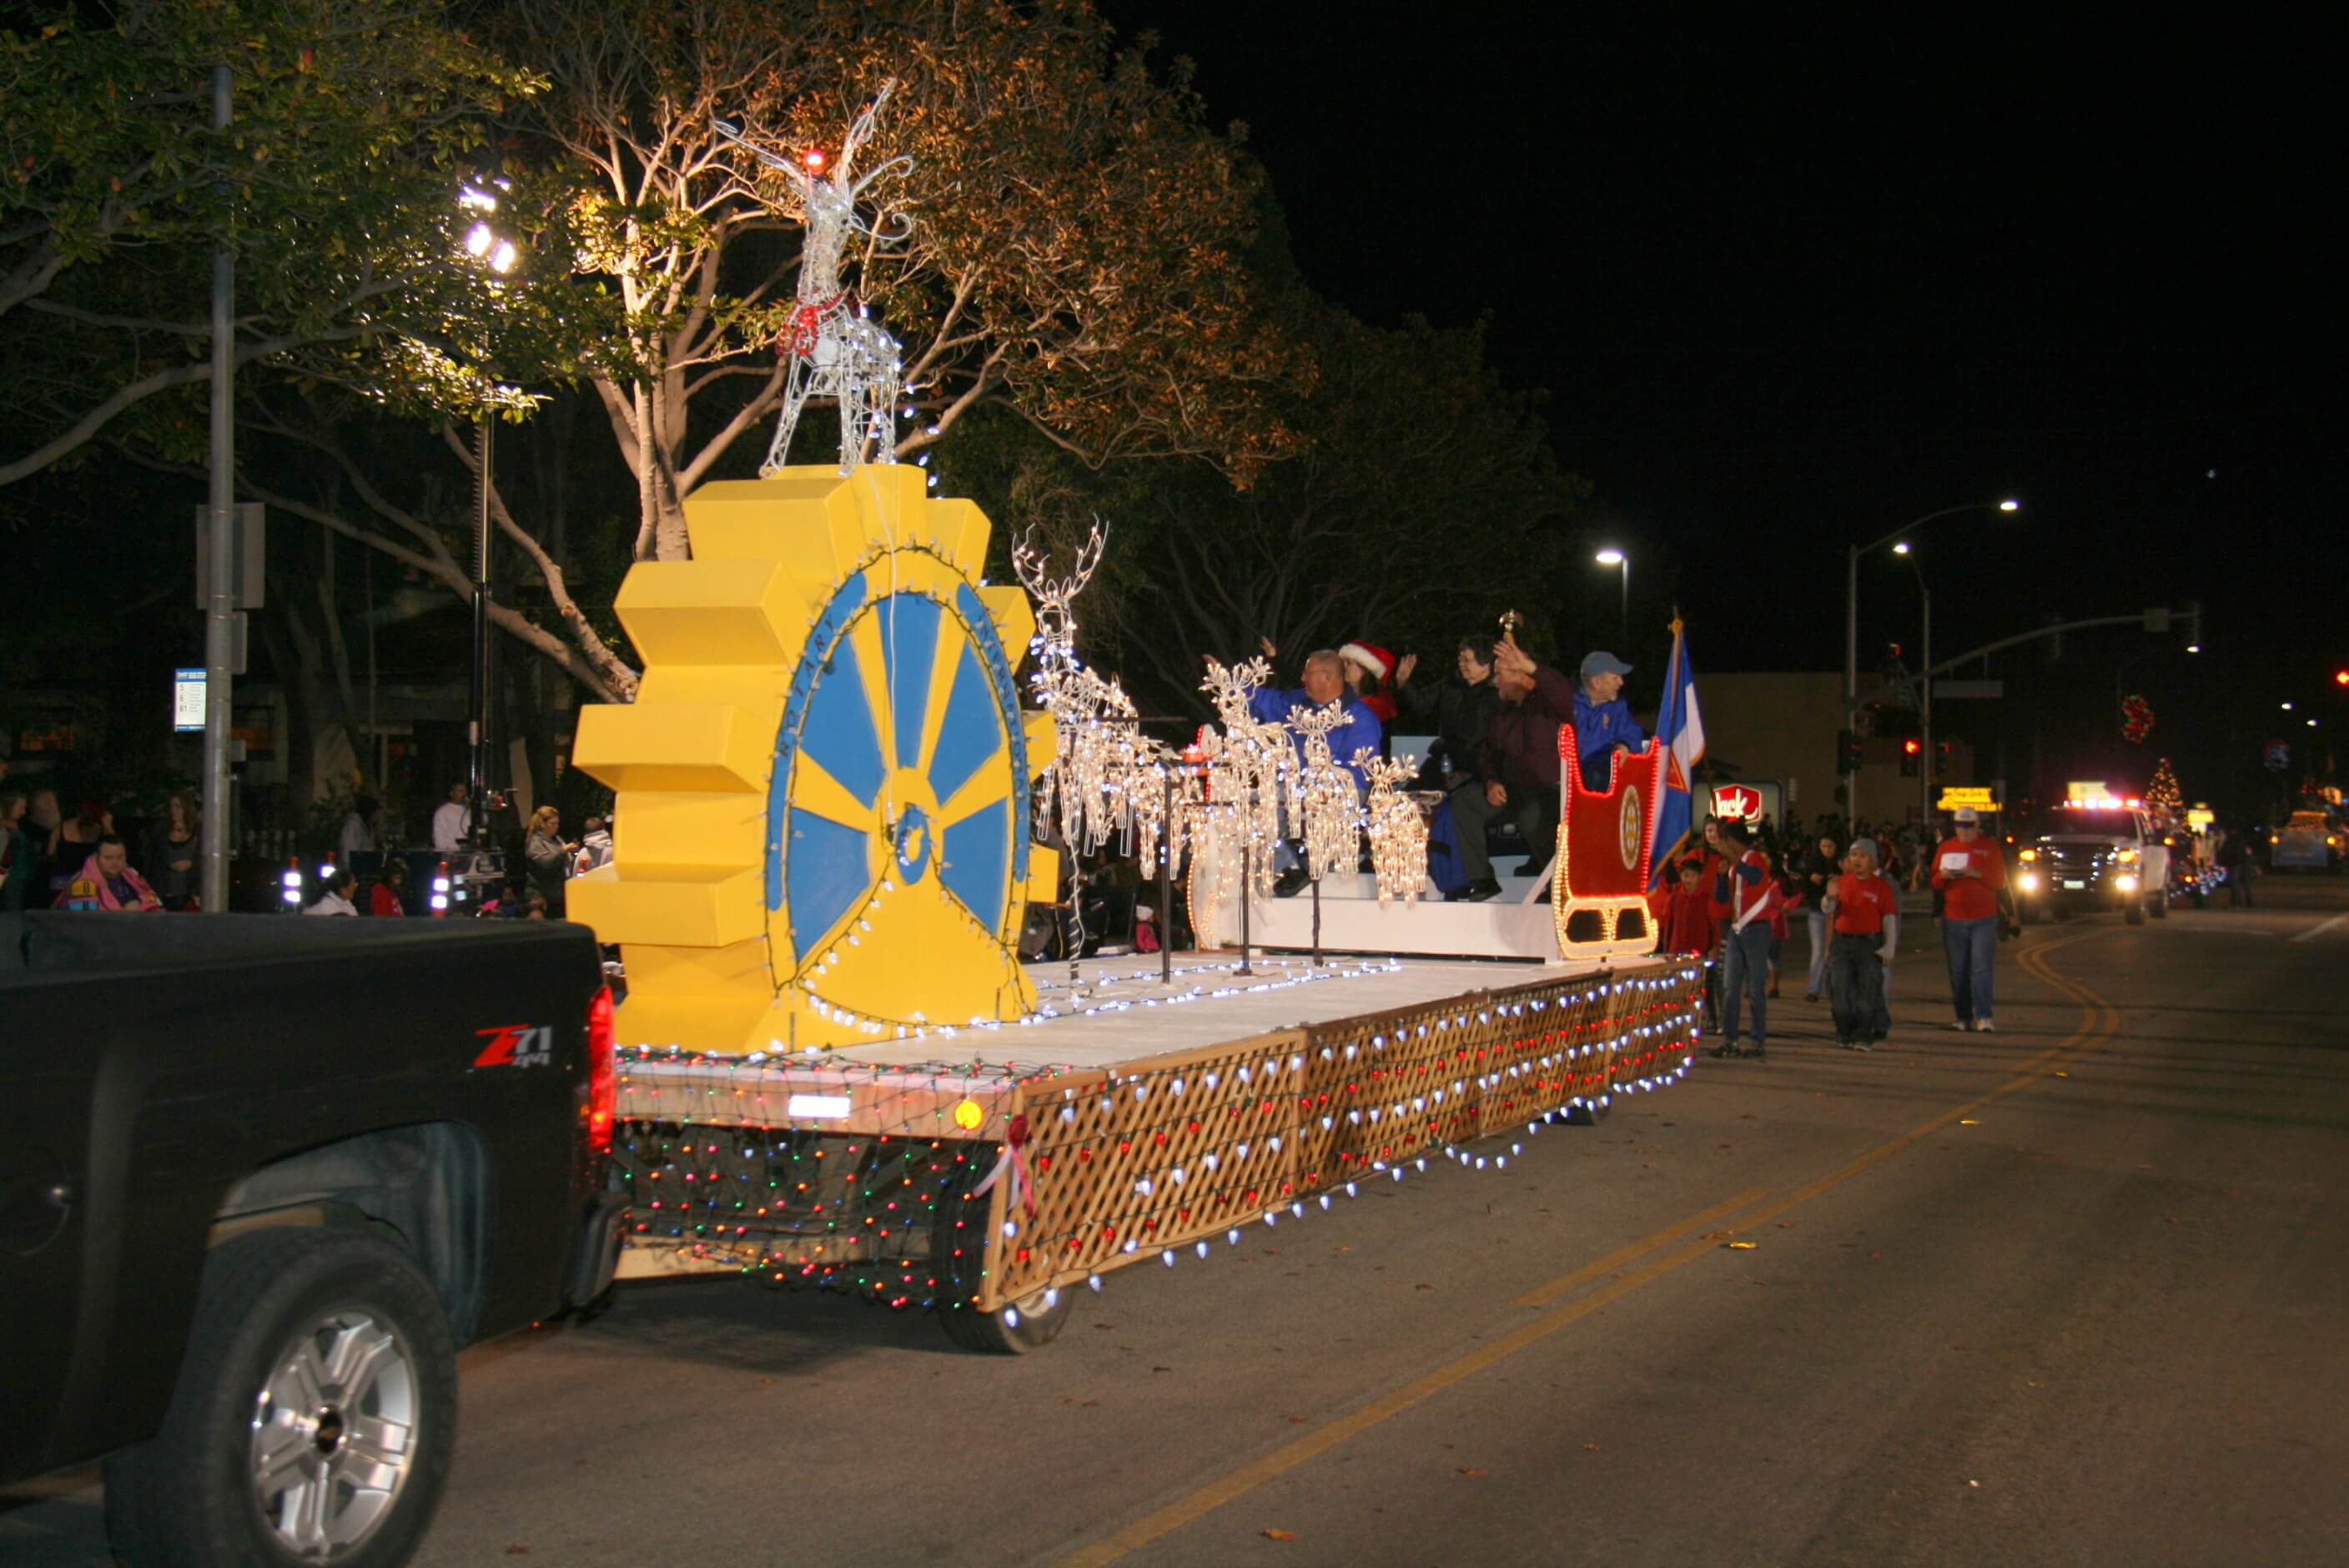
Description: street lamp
xmin=457 ymin=181 xmax=518 ymax=853
xmin=1594 ymin=548 xmax=1628 ymax=646
xmin=1891 ymin=543 xmax=1934 ymax=827
xmin=1845 ymin=498 xmax=2019 ymax=824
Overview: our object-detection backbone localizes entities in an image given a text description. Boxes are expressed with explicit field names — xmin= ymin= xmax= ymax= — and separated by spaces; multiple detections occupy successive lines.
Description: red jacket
xmin=1652 ymin=882 xmax=1727 ymax=955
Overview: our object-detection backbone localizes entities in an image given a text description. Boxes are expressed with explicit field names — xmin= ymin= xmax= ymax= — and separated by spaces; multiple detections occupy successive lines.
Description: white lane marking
xmin=2288 ymin=912 xmax=2349 ymax=944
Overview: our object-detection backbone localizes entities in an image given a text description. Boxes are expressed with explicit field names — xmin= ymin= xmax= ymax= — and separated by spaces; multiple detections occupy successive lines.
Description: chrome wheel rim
xmin=248 ymin=1309 xmax=420 ymax=1560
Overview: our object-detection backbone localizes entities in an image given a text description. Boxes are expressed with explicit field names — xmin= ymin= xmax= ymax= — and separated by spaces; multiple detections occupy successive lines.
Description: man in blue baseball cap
xmin=1572 ymin=650 xmax=1647 ymax=781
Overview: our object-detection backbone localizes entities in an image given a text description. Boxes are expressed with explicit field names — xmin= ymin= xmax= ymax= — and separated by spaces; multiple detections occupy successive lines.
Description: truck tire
xmin=930 ymin=1150 xmax=1076 ymax=1354
xmin=103 ymin=1228 xmax=457 ymax=1568
xmin=2125 ymin=899 xmax=2145 ymax=925
xmin=2150 ymin=892 xmax=2168 ymax=919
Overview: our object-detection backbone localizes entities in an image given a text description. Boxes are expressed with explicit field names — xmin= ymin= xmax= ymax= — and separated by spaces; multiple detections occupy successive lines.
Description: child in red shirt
xmin=1824 ymin=837 xmax=1901 ymax=1050
xmin=1652 ymin=857 xmax=1726 ymax=957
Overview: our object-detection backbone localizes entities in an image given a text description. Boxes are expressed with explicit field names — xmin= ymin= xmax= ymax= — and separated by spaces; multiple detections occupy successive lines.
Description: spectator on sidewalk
xmin=431 ymin=782 xmax=473 ymax=853
xmin=1 ymin=791 xmax=37 ymax=912
xmin=1929 ymin=806 xmax=2008 ymax=1032
xmin=371 ymin=859 xmax=410 ymax=917
xmin=57 ymin=835 xmax=164 ymax=912
xmin=524 ymin=805 xmax=574 ymax=918
xmin=339 ymin=795 xmax=382 ymax=859
xmin=304 ymin=867 xmax=359 ymax=916
xmin=1710 ymin=823 xmax=1778 ymax=1059
xmin=142 ymin=791 xmax=201 ymax=911
xmin=1825 ymin=837 xmax=1901 ymax=1050
xmin=1799 ymin=833 xmax=1840 ymax=1001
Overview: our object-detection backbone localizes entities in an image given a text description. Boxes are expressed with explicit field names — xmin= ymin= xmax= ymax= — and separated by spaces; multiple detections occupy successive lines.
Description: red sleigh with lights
xmin=1551 ymin=725 xmax=1667 ymax=959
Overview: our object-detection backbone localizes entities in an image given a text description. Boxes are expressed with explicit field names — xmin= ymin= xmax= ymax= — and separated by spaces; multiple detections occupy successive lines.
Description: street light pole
xmin=1843 ymin=499 xmax=2017 ymax=828
xmin=1595 ymin=548 xmax=1628 ymax=647
xmin=201 ymin=64 xmax=236 ymax=912
xmin=1919 ymin=575 xmax=1933 ymax=828
xmin=468 ymin=413 xmax=491 ymax=852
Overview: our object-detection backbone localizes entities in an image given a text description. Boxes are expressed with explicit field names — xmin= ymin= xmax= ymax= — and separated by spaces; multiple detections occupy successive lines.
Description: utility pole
xmin=199 ymin=65 xmax=236 ymax=913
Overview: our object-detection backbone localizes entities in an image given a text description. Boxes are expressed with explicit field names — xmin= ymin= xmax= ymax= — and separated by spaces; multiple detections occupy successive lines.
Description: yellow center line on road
xmin=1512 ymin=1186 xmax=1774 ymax=1309
xmin=1054 ymin=927 xmax=2121 ymax=1568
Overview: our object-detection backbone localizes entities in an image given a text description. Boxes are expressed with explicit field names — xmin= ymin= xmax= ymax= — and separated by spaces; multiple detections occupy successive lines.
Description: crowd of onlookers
xmin=0 ymin=769 xmax=613 ymax=920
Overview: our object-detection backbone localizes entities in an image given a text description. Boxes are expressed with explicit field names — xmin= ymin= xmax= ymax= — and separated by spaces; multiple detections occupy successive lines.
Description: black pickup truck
xmin=0 ymin=913 xmax=628 ymax=1567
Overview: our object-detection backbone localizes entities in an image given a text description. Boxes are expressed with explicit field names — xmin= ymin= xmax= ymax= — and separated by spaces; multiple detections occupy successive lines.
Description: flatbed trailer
xmin=607 ymin=949 xmax=1701 ymax=1350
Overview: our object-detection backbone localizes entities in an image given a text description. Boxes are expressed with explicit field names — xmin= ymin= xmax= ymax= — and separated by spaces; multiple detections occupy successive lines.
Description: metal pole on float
xmin=1159 ymin=767 xmax=1174 ymax=986
xmin=199 ymin=64 xmax=236 ymax=914
xmin=1237 ymin=841 xmax=1254 ymax=977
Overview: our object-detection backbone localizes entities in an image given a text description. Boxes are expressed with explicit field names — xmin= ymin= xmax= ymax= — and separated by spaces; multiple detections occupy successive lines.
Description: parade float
xmin=565 ymin=86 xmax=1703 ymax=1351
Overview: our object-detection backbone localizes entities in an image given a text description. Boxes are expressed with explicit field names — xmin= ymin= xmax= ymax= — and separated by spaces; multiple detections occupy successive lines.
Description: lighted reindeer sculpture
xmin=715 ymin=82 xmax=913 ymax=475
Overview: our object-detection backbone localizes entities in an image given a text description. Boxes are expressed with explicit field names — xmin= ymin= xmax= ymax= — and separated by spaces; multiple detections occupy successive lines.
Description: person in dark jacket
xmin=1447 ymin=639 xmax=1575 ymax=901
xmin=1393 ymin=636 xmax=1500 ymax=792
xmin=523 ymin=805 xmax=574 ymax=918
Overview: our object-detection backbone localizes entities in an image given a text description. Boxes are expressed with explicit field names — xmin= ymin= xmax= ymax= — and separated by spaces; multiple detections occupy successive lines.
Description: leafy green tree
xmin=0 ymin=0 xmax=541 ymax=485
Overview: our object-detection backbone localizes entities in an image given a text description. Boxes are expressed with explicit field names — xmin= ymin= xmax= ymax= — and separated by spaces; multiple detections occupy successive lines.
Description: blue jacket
xmin=1571 ymin=690 xmax=1647 ymax=771
xmin=1247 ymin=686 xmax=1384 ymax=790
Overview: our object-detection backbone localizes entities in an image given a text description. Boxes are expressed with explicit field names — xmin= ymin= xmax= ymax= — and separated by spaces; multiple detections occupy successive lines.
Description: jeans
xmin=1942 ymin=915 xmax=1997 ymax=1024
xmin=1721 ymin=922 xmax=1773 ymax=1044
xmin=2228 ymin=867 xmax=2254 ymax=907
xmin=1828 ymin=932 xmax=1886 ymax=1043
xmin=1806 ymin=910 xmax=1831 ymax=994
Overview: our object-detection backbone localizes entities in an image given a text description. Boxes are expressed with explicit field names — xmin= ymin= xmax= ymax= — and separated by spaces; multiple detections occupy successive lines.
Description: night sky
xmin=1099 ymin=4 xmax=2339 ymax=811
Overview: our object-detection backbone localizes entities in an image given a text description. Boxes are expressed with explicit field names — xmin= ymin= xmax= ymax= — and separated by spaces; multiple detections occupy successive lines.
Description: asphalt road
xmin=8 ymin=878 xmax=2346 ymax=1567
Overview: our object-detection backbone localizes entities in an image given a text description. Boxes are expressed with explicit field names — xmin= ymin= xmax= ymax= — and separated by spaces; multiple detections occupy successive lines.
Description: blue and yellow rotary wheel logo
xmin=568 ymin=465 xmax=1057 ymax=1053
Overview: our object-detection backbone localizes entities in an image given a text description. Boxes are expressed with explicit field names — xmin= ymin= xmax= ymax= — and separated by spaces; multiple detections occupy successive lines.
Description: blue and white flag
xmin=1646 ymin=620 xmax=1706 ymax=887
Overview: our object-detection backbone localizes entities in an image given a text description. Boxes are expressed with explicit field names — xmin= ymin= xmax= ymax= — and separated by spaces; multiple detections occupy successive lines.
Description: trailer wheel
xmin=930 ymin=1149 xmax=1077 ymax=1354
xmin=2150 ymin=892 xmax=2168 ymax=919
xmin=2125 ymin=899 xmax=2145 ymax=925
xmin=103 ymin=1227 xmax=456 ymax=1568
xmin=1567 ymin=1093 xmax=1612 ymax=1126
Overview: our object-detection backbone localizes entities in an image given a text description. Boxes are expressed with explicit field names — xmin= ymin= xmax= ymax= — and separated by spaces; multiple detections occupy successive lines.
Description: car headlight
xmin=2018 ymin=872 xmax=2040 ymax=892
xmin=2116 ymin=874 xmax=2139 ymax=892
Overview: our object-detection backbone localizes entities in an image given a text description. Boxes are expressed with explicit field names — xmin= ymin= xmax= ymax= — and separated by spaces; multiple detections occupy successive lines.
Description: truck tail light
xmin=585 ymin=984 xmax=616 ymax=1155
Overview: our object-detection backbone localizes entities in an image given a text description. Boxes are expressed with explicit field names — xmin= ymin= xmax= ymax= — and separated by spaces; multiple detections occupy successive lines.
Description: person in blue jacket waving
xmin=1571 ymin=650 xmax=1647 ymax=783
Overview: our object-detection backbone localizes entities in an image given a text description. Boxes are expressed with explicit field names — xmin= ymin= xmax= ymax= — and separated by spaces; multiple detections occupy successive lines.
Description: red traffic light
xmin=2336 ymin=669 xmax=2349 ymax=686
xmin=1902 ymin=737 xmax=1923 ymax=756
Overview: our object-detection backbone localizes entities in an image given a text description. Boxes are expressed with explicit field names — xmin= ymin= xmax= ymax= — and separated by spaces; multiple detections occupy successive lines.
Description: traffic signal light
xmin=1838 ymin=729 xmax=1863 ymax=772
xmin=2336 ymin=669 xmax=2348 ymax=687
xmin=1934 ymin=739 xmax=1953 ymax=776
xmin=1900 ymin=736 xmax=1922 ymax=777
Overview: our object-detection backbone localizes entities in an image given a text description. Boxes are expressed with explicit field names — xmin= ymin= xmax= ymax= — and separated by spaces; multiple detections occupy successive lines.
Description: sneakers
xmin=1949 ymin=1018 xmax=1973 ymax=1032
xmin=1844 ymin=1038 xmax=1872 ymax=1053
xmin=1708 ymin=1041 xmax=1743 ymax=1059
xmin=1747 ymin=1043 xmax=1768 ymax=1061
xmin=1803 ymin=991 xmax=1818 ymax=1003
xmin=1974 ymin=1018 xmax=1996 ymax=1032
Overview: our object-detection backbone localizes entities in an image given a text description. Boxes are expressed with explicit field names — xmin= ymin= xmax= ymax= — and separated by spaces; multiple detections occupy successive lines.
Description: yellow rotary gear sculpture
xmin=569 ymin=465 xmax=1058 ymax=1052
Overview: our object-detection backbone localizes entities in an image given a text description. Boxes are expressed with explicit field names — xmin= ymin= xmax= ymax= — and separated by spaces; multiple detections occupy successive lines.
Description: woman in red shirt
xmin=1929 ymin=807 xmax=2007 ymax=1031
xmin=1824 ymin=837 xmax=1900 ymax=1050
xmin=370 ymin=859 xmax=409 ymax=917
